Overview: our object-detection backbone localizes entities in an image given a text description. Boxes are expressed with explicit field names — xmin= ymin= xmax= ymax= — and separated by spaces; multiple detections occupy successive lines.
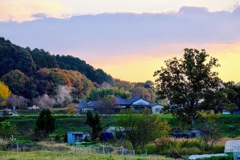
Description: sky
xmin=0 ymin=0 xmax=240 ymax=83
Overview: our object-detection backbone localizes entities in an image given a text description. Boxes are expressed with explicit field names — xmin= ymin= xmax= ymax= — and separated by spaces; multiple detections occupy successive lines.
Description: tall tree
xmin=34 ymin=109 xmax=55 ymax=139
xmin=225 ymin=82 xmax=240 ymax=109
xmin=1 ymin=70 xmax=30 ymax=96
xmin=85 ymin=110 xmax=102 ymax=140
xmin=154 ymin=48 xmax=226 ymax=128
xmin=117 ymin=109 xmax=170 ymax=150
xmin=0 ymin=37 xmax=36 ymax=76
xmin=130 ymin=86 xmax=152 ymax=102
xmin=0 ymin=81 xmax=11 ymax=107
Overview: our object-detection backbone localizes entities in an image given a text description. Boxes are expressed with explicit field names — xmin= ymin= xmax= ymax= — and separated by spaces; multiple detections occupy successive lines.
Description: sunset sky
xmin=0 ymin=0 xmax=240 ymax=83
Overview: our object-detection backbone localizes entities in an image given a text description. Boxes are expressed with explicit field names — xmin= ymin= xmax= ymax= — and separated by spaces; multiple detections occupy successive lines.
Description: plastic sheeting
xmin=224 ymin=140 xmax=240 ymax=153
xmin=188 ymin=154 xmax=228 ymax=160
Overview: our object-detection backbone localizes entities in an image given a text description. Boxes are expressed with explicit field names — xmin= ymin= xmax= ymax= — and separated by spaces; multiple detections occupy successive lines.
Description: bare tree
xmin=199 ymin=112 xmax=223 ymax=151
xmin=33 ymin=94 xmax=55 ymax=109
xmin=7 ymin=94 xmax=29 ymax=109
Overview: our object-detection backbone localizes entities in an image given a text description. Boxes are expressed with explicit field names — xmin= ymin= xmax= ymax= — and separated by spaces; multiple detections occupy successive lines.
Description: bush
xmin=0 ymin=121 xmax=16 ymax=139
xmin=212 ymin=145 xmax=224 ymax=154
xmin=155 ymin=138 xmax=208 ymax=155
xmin=179 ymin=139 xmax=204 ymax=149
xmin=0 ymin=139 xmax=8 ymax=150
xmin=181 ymin=147 xmax=202 ymax=155
xmin=143 ymin=144 xmax=156 ymax=154
xmin=155 ymin=138 xmax=177 ymax=153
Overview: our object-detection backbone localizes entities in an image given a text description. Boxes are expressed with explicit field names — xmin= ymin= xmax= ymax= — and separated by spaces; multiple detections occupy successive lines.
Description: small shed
xmin=67 ymin=131 xmax=91 ymax=144
xmin=225 ymin=140 xmax=240 ymax=160
xmin=151 ymin=104 xmax=164 ymax=114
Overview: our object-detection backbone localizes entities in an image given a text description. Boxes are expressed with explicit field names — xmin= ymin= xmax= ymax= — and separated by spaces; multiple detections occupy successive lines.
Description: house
xmin=77 ymin=100 xmax=89 ymax=113
xmin=111 ymin=95 xmax=129 ymax=112
xmin=129 ymin=97 xmax=150 ymax=112
xmin=77 ymin=95 xmax=164 ymax=114
xmin=67 ymin=131 xmax=91 ymax=144
xmin=151 ymin=104 xmax=164 ymax=114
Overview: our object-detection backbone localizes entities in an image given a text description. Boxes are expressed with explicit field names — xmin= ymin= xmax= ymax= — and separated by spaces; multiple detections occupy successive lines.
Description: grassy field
xmin=1 ymin=112 xmax=240 ymax=158
xmin=0 ymin=150 xmax=173 ymax=160
xmin=1 ymin=111 xmax=240 ymax=138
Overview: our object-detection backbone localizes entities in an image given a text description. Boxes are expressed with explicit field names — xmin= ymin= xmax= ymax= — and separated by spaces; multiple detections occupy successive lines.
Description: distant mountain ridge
xmin=0 ymin=37 xmax=113 ymax=84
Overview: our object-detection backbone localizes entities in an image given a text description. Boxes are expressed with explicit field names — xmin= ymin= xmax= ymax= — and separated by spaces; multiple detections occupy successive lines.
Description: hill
xmin=0 ymin=37 xmax=112 ymax=85
xmin=0 ymin=37 xmax=112 ymax=101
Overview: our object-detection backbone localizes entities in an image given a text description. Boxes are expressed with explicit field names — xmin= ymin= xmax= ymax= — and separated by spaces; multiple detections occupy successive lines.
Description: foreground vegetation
xmin=0 ymin=150 xmax=173 ymax=160
xmin=1 ymin=112 xmax=240 ymax=157
xmin=1 ymin=112 xmax=239 ymax=138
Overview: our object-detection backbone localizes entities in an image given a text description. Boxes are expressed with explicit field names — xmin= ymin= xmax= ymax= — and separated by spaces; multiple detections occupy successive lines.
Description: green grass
xmin=1 ymin=113 xmax=240 ymax=138
xmin=0 ymin=150 xmax=173 ymax=160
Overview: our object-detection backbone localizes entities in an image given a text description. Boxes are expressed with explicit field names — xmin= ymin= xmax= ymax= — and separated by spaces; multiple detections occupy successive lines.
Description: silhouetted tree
xmin=85 ymin=110 xmax=102 ymax=140
xmin=154 ymin=48 xmax=227 ymax=128
xmin=34 ymin=109 xmax=55 ymax=139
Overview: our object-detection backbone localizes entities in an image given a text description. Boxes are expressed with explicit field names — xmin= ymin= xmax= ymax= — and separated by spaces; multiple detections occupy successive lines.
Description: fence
xmin=3 ymin=141 xmax=136 ymax=156
xmin=71 ymin=143 xmax=136 ymax=155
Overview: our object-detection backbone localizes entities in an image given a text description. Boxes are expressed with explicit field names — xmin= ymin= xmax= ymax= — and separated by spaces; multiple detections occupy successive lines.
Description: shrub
xmin=0 ymin=139 xmax=8 ymax=150
xmin=0 ymin=121 xmax=16 ymax=139
xmin=143 ymin=144 xmax=156 ymax=154
xmin=181 ymin=147 xmax=202 ymax=155
xmin=212 ymin=145 xmax=224 ymax=154
xmin=155 ymin=138 xmax=177 ymax=153
xmin=180 ymin=139 xmax=204 ymax=149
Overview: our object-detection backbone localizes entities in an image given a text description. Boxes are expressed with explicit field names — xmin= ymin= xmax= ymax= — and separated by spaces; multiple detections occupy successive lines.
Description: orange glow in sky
xmin=93 ymin=42 xmax=240 ymax=83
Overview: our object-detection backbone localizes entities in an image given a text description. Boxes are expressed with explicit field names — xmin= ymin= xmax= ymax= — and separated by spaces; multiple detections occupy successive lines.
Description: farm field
xmin=1 ymin=111 xmax=240 ymax=138
xmin=0 ymin=150 xmax=173 ymax=160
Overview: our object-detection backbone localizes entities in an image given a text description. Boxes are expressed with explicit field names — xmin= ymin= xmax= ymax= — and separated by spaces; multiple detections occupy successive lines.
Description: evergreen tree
xmin=85 ymin=110 xmax=102 ymax=140
xmin=34 ymin=109 xmax=55 ymax=139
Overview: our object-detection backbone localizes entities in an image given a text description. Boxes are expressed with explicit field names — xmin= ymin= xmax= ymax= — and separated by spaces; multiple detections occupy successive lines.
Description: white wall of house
xmin=151 ymin=105 xmax=164 ymax=114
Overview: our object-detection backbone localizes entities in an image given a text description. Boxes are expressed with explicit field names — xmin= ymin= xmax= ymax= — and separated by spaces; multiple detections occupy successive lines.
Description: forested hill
xmin=0 ymin=37 xmax=112 ymax=100
xmin=0 ymin=37 xmax=113 ymax=84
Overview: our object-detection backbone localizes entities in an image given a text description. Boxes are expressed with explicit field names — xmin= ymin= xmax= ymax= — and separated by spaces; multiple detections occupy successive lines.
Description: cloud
xmin=31 ymin=13 xmax=48 ymax=19
xmin=0 ymin=6 xmax=240 ymax=82
xmin=0 ymin=0 xmax=238 ymax=22
xmin=1 ymin=6 xmax=239 ymax=51
xmin=0 ymin=0 xmax=70 ymax=22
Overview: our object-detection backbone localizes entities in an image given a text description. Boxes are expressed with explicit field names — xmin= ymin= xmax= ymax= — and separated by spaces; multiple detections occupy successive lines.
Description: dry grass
xmin=216 ymin=136 xmax=240 ymax=146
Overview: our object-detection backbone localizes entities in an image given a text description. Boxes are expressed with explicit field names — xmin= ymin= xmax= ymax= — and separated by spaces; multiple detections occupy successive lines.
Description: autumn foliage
xmin=0 ymin=81 xmax=11 ymax=99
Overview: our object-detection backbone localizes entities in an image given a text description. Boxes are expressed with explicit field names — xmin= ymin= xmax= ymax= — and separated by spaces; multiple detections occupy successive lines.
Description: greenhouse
xmin=224 ymin=140 xmax=240 ymax=160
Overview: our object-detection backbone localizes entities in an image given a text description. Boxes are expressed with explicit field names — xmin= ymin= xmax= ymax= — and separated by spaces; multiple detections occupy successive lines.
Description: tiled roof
xmin=114 ymin=95 xmax=128 ymax=105
xmin=126 ymin=96 xmax=141 ymax=105
xmin=87 ymin=101 xmax=104 ymax=108
xmin=78 ymin=100 xmax=88 ymax=108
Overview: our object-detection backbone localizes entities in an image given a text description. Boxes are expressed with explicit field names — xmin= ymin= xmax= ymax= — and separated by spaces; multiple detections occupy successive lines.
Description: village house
xmin=77 ymin=95 xmax=164 ymax=114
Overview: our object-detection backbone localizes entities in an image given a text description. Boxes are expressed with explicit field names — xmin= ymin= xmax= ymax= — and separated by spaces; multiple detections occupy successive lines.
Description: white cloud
xmin=0 ymin=0 xmax=239 ymax=22
xmin=1 ymin=6 xmax=240 ymax=82
xmin=0 ymin=0 xmax=70 ymax=22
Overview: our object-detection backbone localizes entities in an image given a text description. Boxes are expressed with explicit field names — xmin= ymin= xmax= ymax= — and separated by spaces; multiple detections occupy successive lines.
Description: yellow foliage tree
xmin=0 ymin=81 xmax=11 ymax=106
